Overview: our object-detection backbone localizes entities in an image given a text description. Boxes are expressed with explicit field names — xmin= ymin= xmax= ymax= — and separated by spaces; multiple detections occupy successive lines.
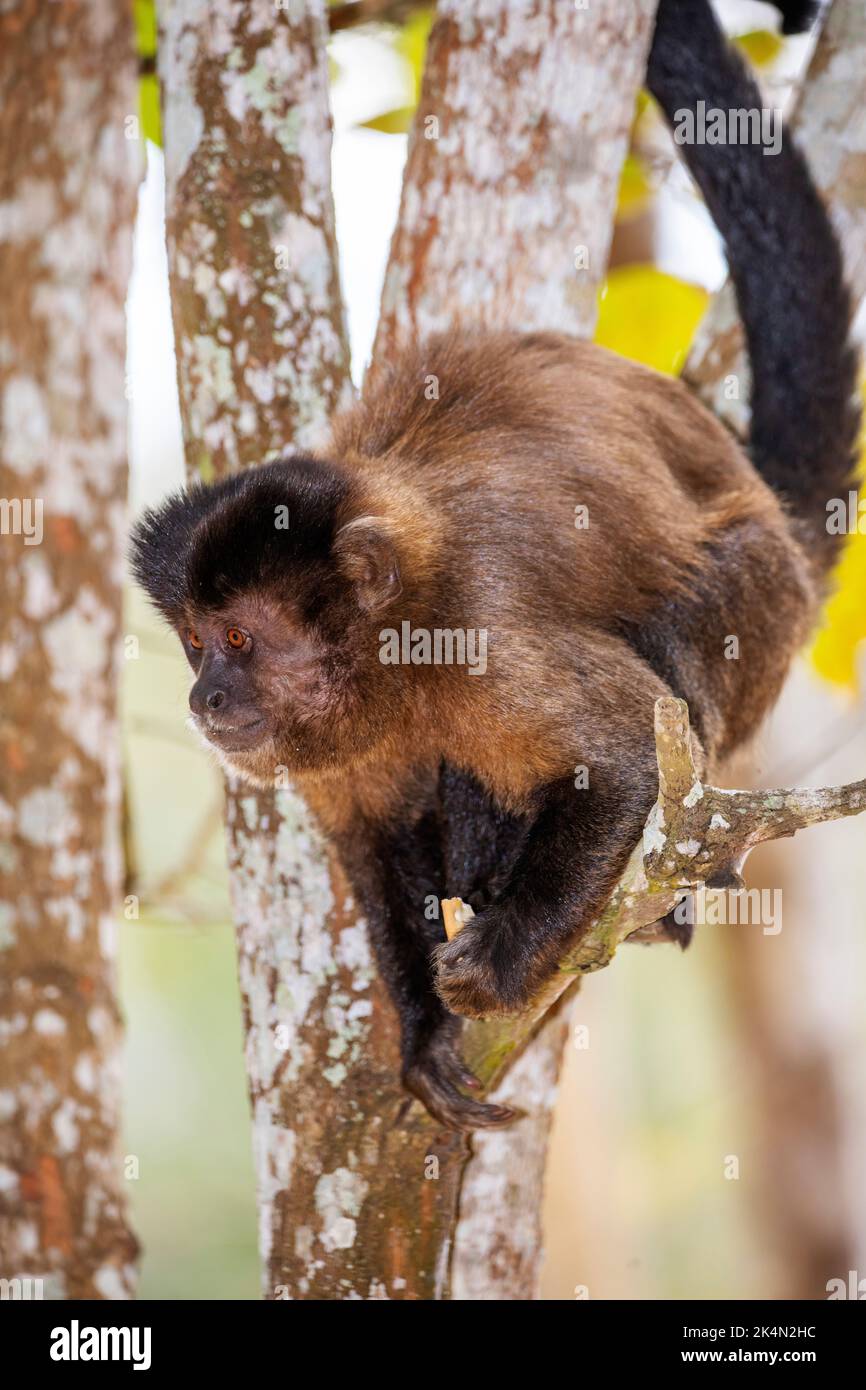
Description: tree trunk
xmin=0 ymin=0 xmax=139 ymax=1299
xmin=158 ymin=0 xmax=455 ymax=1300
xmin=159 ymin=0 xmax=656 ymax=1299
xmin=682 ymin=0 xmax=866 ymax=1297
xmin=375 ymin=0 xmax=657 ymax=358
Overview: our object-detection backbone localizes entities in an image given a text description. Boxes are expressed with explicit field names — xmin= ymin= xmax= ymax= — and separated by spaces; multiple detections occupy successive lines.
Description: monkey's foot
xmin=433 ymin=911 xmax=534 ymax=1020
xmin=632 ymin=862 xmax=747 ymax=949
xmin=402 ymin=1035 xmax=517 ymax=1131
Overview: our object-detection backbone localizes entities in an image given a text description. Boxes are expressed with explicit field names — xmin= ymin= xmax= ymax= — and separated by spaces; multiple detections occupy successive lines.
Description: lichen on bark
xmin=375 ymin=0 xmax=659 ymax=357
xmin=0 ymin=0 xmax=140 ymax=1298
xmin=159 ymin=0 xmax=351 ymax=479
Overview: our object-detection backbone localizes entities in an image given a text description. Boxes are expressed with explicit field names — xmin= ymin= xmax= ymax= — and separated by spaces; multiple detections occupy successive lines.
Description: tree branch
xmin=451 ymin=697 xmax=866 ymax=1087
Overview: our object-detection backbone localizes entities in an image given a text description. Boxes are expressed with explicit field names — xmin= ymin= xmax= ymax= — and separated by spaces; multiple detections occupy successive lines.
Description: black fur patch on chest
xmin=438 ymin=763 xmax=532 ymax=910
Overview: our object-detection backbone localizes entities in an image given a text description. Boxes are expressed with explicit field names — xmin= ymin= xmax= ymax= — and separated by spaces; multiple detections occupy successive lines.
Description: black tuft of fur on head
xmin=129 ymin=456 xmax=350 ymax=625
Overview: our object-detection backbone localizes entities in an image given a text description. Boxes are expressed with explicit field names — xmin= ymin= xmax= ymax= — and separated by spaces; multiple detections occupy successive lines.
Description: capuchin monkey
xmin=132 ymin=0 xmax=858 ymax=1129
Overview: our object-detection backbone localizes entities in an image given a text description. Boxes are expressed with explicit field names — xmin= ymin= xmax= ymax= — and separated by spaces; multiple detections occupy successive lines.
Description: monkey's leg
xmin=336 ymin=807 xmax=517 ymax=1131
xmin=434 ymin=766 xmax=657 ymax=1019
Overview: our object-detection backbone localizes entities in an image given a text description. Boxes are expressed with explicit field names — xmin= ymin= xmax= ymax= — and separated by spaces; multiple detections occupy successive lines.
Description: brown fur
xmin=309 ymin=332 xmax=815 ymax=817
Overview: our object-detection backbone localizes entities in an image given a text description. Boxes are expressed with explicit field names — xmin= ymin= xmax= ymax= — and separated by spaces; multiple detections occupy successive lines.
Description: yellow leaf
xmin=810 ymin=389 xmax=866 ymax=689
xmin=617 ymin=153 xmax=652 ymax=222
xmin=395 ymin=9 xmax=434 ymax=103
xmin=594 ymin=266 xmax=708 ymax=377
xmin=140 ymin=74 xmax=161 ymax=148
xmin=733 ymin=30 xmax=784 ymax=68
xmin=133 ymin=0 xmax=157 ymax=58
xmin=134 ymin=0 xmax=161 ymax=147
xmin=359 ymin=106 xmax=415 ymax=135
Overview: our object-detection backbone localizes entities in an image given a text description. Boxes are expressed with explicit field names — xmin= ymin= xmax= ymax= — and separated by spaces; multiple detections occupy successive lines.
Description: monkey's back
xmin=328 ymin=330 xmax=808 ymax=639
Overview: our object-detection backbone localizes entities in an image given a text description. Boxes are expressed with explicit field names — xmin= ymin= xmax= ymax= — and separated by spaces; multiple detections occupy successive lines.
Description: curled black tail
xmin=647 ymin=0 xmax=859 ymax=567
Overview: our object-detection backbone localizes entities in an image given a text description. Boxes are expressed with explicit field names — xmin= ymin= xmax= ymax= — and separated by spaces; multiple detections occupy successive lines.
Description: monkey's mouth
xmin=197 ymin=715 xmax=270 ymax=752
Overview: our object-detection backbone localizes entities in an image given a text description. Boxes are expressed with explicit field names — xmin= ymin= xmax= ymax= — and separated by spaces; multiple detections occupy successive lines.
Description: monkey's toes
xmin=402 ymin=1055 xmax=517 ymax=1131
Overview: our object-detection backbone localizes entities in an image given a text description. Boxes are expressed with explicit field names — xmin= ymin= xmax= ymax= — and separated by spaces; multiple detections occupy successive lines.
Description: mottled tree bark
xmin=375 ymin=0 xmax=657 ymax=359
xmin=0 ymin=1 xmax=139 ymax=1299
xmin=159 ymin=0 xmax=656 ymax=1299
xmin=159 ymin=0 xmax=350 ymax=473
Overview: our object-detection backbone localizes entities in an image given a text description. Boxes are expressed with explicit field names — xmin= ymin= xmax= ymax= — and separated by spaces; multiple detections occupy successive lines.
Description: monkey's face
xmin=182 ymin=595 xmax=303 ymax=766
xmin=130 ymin=457 xmax=412 ymax=784
xmin=179 ymin=588 xmax=370 ymax=784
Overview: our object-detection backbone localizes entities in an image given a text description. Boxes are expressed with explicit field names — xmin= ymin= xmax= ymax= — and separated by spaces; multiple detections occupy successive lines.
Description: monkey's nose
xmin=189 ymin=680 xmax=228 ymax=719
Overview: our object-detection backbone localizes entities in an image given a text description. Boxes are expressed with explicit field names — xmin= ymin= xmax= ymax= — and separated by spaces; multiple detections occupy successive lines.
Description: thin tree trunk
xmin=159 ymin=0 xmax=656 ymax=1299
xmin=374 ymin=0 xmax=657 ymax=358
xmin=0 ymin=0 xmax=139 ymax=1298
xmin=158 ymin=0 xmax=465 ymax=1300
xmin=681 ymin=0 xmax=866 ymax=1297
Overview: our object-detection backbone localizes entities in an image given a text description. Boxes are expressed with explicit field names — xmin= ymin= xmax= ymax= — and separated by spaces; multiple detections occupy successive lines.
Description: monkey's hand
xmin=433 ymin=904 xmax=539 ymax=1020
xmin=435 ymin=769 xmax=658 ymax=1018
xmin=402 ymin=1019 xmax=518 ymax=1131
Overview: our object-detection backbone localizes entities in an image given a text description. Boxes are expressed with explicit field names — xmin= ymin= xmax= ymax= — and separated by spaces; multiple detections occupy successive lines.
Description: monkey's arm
xmin=434 ymin=740 xmax=662 ymax=1020
xmin=332 ymin=805 xmax=517 ymax=1130
xmin=431 ymin=617 xmax=696 ymax=1018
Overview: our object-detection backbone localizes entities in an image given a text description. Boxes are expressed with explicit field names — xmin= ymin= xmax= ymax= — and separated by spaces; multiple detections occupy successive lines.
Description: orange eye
xmin=226 ymin=627 xmax=246 ymax=650
xmin=188 ymin=629 xmax=203 ymax=650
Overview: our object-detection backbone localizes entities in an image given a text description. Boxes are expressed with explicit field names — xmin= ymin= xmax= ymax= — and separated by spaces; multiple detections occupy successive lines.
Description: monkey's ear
xmin=333 ymin=516 xmax=402 ymax=613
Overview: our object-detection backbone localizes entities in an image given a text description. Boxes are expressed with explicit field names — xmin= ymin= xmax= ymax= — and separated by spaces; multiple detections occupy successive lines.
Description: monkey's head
xmin=130 ymin=457 xmax=418 ymax=785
